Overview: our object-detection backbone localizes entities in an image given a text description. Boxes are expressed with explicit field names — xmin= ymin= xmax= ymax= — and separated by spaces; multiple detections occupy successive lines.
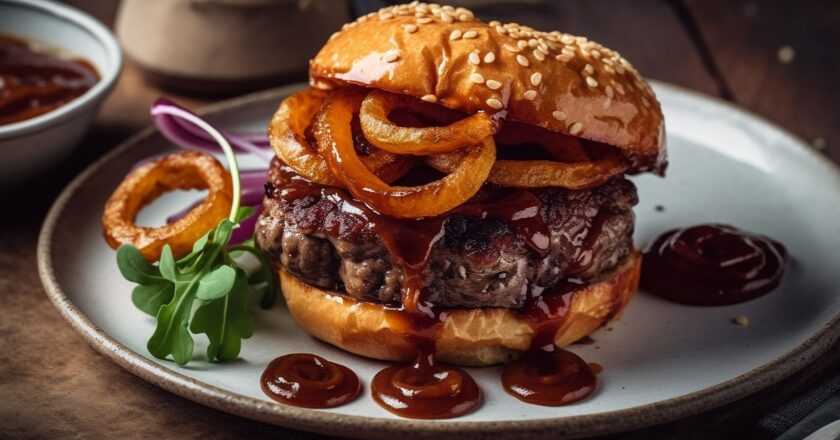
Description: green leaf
xmin=176 ymin=231 xmax=211 ymax=268
xmin=193 ymin=232 xmax=210 ymax=253
xmin=233 ymin=206 xmax=254 ymax=223
xmin=132 ymin=282 xmax=175 ymax=316
xmin=159 ymin=245 xmax=177 ymax=282
xmin=116 ymin=244 xmax=164 ymax=284
xmin=147 ymin=279 xmax=196 ymax=366
xmin=191 ymin=268 xmax=254 ymax=362
xmin=196 ymin=265 xmax=236 ymax=301
xmin=228 ymin=244 xmax=277 ymax=309
xmin=214 ymin=220 xmax=236 ymax=245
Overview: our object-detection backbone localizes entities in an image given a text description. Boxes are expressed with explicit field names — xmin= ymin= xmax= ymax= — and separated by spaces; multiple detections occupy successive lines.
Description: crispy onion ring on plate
xmin=314 ymin=89 xmax=496 ymax=219
xmin=269 ymin=88 xmax=412 ymax=186
xmin=359 ymin=90 xmax=499 ymax=155
xmin=102 ymin=151 xmax=232 ymax=261
xmin=426 ymin=148 xmax=629 ymax=190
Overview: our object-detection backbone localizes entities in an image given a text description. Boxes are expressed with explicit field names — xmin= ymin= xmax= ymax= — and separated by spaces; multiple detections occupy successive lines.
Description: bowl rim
xmin=0 ymin=0 xmax=123 ymax=137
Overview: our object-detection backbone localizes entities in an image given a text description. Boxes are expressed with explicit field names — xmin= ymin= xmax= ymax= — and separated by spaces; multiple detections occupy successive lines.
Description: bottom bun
xmin=279 ymin=250 xmax=641 ymax=366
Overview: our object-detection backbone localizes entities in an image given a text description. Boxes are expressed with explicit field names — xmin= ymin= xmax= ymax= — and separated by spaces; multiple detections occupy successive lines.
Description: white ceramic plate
xmin=38 ymin=82 xmax=840 ymax=439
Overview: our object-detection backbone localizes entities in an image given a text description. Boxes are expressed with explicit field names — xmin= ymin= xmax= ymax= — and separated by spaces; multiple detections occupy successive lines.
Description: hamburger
xmin=256 ymin=2 xmax=665 ymax=367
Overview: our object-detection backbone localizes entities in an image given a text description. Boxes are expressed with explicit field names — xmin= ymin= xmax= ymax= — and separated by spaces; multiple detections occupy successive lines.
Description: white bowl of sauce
xmin=0 ymin=0 xmax=122 ymax=186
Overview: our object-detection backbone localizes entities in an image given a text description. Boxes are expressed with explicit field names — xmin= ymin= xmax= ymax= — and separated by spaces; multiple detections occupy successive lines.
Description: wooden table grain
xmin=1 ymin=1 xmax=837 ymax=439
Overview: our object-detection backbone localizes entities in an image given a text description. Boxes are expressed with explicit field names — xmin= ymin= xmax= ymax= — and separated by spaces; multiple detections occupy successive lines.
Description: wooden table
xmin=1 ymin=1 xmax=837 ymax=438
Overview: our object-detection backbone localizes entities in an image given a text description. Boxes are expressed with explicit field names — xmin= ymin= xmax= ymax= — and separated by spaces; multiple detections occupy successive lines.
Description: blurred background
xmin=1 ymin=1 xmax=838 ymax=439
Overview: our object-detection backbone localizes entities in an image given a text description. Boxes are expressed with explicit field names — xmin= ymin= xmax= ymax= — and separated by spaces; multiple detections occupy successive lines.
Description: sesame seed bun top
xmin=309 ymin=2 xmax=666 ymax=174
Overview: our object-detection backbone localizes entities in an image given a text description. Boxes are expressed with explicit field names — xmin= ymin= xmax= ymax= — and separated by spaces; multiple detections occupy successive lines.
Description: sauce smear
xmin=0 ymin=34 xmax=99 ymax=125
xmin=261 ymin=353 xmax=361 ymax=408
xmin=641 ymin=224 xmax=787 ymax=306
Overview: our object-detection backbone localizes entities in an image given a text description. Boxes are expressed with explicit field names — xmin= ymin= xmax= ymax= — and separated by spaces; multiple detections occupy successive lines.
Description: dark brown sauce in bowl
xmin=261 ymin=353 xmax=361 ymax=408
xmin=0 ymin=34 xmax=99 ymax=125
xmin=641 ymin=224 xmax=787 ymax=306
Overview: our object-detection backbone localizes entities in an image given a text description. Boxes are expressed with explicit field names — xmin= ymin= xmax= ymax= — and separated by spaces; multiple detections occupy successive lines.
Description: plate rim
xmin=37 ymin=81 xmax=840 ymax=439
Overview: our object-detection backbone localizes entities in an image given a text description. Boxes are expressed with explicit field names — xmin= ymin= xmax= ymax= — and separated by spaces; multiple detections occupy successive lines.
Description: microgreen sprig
xmin=115 ymin=101 xmax=275 ymax=366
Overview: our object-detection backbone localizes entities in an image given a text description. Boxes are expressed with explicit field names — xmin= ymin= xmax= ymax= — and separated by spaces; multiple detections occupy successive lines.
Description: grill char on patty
xmin=256 ymin=162 xmax=638 ymax=309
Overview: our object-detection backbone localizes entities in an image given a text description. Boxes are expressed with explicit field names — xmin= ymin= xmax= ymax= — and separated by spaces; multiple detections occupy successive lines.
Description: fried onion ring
xmin=103 ymin=151 xmax=233 ymax=261
xmin=359 ymin=90 xmax=499 ymax=155
xmin=314 ymin=89 xmax=496 ymax=219
xmin=269 ymin=88 xmax=412 ymax=185
xmin=426 ymin=149 xmax=629 ymax=190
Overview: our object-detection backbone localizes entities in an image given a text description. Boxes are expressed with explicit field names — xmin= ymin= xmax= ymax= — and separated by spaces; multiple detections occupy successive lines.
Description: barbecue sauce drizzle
xmin=265 ymin=163 xmax=606 ymax=415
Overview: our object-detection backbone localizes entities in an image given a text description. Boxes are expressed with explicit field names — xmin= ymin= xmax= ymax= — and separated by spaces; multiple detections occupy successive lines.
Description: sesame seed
xmin=384 ymin=52 xmax=400 ymax=63
xmin=555 ymin=54 xmax=570 ymax=62
xmin=615 ymin=64 xmax=626 ymax=74
xmin=416 ymin=17 xmax=432 ymax=24
xmin=615 ymin=83 xmax=625 ymax=95
xmin=495 ymin=26 xmax=507 ymax=35
xmin=483 ymin=52 xmax=496 ymax=63
xmin=583 ymin=64 xmax=594 ymax=75
xmin=533 ymin=50 xmax=545 ymax=61
xmin=379 ymin=12 xmax=394 ymax=20
xmin=486 ymin=98 xmax=503 ymax=109
xmin=604 ymin=65 xmax=615 ymax=74
xmin=524 ymin=89 xmax=537 ymax=100
xmin=403 ymin=23 xmax=418 ymax=33
xmin=421 ymin=94 xmax=437 ymax=103
xmin=530 ymin=72 xmax=542 ymax=86
xmin=605 ymin=85 xmax=614 ymax=98
xmin=569 ymin=122 xmax=583 ymax=135
xmin=463 ymin=30 xmax=478 ymax=39
xmin=586 ymin=76 xmax=599 ymax=87
xmin=733 ymin=315 xmax=749 ymax=327
xmin=591 ymin=49 xmax=601 ymax=59
xmin=450 ymin=29 xmax=462 ymax=40
xmin=601 ymin=97 xmax=612 ymax=109
xmin=469 ymin=72 xmax=485 ymax=84
xmin=517 ymin=54 xmax=530 ymax=66
xmin=602 ymin=58 xmax=615 ymax=66
xmin=468 ymin=51 xmax=480 ymax=65
xmin=489 ymin=20 xmax=500 ymax=27
xmin=528 ymin=39 xmax=538 ymax=48
xmin=561 ymin=34 xmax=575 ymax=44
xmin=503 ymin=44 xmax=521 ymax=53
xmin=778 ymin=45 xmax=795 ymax=63
xmin=486 ymin=79 xmax=502 ymax=90
xmin=517 ymin=40 xmax=528 ymax=49
xmin=552 ymin=110 xmax=566 ymax=121
xmin=458 ymin=13 xmax=470 ymax=21
xmin=441 ymin=12 xmax=454 ymax=23
xmin=813 ymin=137 xmax=826 ymax=150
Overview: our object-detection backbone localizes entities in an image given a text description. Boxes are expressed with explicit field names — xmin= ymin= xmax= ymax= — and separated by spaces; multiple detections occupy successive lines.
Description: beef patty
xmin=256 ymin=163 xmax=638 ymax=309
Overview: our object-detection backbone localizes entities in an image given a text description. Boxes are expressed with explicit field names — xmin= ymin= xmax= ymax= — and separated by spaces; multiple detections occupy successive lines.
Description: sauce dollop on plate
xmin=641 ymin=224 xmax=787 ymax=306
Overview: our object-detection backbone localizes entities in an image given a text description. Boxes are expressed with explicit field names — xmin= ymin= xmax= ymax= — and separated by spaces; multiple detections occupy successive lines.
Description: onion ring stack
xmin=265 ymin=86 xmax=630 ymax=218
